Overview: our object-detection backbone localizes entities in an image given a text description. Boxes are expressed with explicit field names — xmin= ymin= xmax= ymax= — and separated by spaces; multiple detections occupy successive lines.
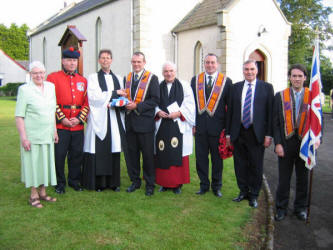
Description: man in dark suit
xmin=191 ymin=53 xmax=232 ymax=197
xmin=226 ymin=59 xmax=274 ymax=208
xmin=124 ymin=52 xmax=160 ymax=196
xmin=273 ymin=64 xmax=318 ymax=221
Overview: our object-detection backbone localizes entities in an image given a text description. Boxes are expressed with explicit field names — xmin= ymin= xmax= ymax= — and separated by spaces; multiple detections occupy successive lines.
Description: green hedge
xmin=0 ymin=82 xmax=25 ymax=96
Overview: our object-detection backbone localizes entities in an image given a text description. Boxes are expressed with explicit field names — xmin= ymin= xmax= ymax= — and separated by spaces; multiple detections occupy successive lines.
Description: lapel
xmin=253 ymin=79 xmax=262 ymax=118
xmin=237 ymin=81 xmax=245 ymax=112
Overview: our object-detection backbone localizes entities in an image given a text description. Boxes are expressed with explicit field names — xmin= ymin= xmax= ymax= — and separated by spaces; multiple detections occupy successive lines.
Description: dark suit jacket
xmin=227 ymin=80 xmax=274 ymax=144
xmin=273 ymin=89 xmax=303 ymax=147
xmin=191 ymin=74 xmax=232 ymax=136
xmin=124 ymin=73 xmax=160 ymax=133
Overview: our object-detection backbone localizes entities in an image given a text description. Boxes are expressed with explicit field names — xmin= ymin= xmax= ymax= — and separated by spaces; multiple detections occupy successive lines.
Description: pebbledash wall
xmin=29 ymin=0 xmax=201 ymax=79
xmin=176 ymin=0 xmax=291 ymax=92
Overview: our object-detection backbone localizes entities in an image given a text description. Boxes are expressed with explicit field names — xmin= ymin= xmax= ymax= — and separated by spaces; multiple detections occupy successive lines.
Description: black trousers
xmin=233 ymin=126 xmax=264 ymax=199
xmin=55 ymin=129 xmax=84 ymax=187
xmin=275 ymin=136 xmax=309 ymax=212
xmin=195 ymin=132 xmax=223 ymax=191
xmin=126 ymin=130 xmax=155 ymax=188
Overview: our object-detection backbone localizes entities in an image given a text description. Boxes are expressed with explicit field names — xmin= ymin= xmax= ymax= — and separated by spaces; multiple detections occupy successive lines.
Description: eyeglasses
xmin=31 ymin=72 xmax=45 ymax=75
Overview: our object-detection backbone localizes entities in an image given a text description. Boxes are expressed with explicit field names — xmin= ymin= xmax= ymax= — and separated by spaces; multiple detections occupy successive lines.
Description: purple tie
xmin=242 ymin=83 xmax=252 ymax=129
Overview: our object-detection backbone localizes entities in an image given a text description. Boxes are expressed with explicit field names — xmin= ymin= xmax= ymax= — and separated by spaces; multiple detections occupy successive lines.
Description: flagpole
xmin=306 ymin=26 xmax=321 ymax=224
xmin=306 ymin=169 xmax=314 ymax=224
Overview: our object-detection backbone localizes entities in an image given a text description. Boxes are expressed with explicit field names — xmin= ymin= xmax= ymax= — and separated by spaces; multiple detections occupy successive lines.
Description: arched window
xmin=43 ymin=37 xmax=47 ymax=66
xmin=95 ymin=17 xmax=102 ymax=71
xmin=194 ymin=41 xmax=203 ymax=75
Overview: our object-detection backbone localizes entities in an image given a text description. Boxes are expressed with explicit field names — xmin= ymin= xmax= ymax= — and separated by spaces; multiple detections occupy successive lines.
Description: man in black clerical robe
xmin=155 ymin=62 xmax=195 ymax=194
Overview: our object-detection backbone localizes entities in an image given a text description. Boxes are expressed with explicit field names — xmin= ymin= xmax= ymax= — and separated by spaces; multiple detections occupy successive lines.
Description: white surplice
xmin=83 ymin=73 xmax=124 ymax=154
xmin=155 ymin=80 xmax=196 ymax=156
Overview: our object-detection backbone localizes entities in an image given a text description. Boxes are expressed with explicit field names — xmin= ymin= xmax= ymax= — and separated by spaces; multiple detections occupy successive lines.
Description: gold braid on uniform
xmin=56 ymin=104 xmax=66 ymax=122
xmin=77 ymin=106 xmax=89 ymax=123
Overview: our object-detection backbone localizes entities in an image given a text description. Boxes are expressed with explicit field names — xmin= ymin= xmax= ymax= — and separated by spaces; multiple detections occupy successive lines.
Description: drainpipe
xmin=172 ymin=32 xmax=178 ymax=73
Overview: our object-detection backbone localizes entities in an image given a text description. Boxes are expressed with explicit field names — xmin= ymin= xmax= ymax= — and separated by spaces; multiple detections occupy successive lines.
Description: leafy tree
xmin=278 ymin=0 xmax=333 ymax=93
xmin=0 ymin=23 xmax=29 ymax=60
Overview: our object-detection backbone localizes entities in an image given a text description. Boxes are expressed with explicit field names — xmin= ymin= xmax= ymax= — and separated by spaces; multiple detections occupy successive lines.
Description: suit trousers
xmin=275 ymin=136 xmax=309 ymax=212
xmin=55 ymin=129 xmax=84 ymax=187
xmin=233 ymin=125 xmax=264 ymax=199
xmin=126 ymin=130 xmax=155 ymax=188
xmin=195 ymin=132 xmax=223 ymax=191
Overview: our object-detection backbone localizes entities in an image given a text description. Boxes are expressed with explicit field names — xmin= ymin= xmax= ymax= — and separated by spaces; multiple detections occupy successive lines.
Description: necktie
xmin=134 ymin=74 xmax=139 ymax=82
xmin=206 ymin=75 xmax=213 ymax=99
xmin=207 ymin=75 xmax=212 ymax=88
xmin=242 ymin=83 xmax=252 ymax=129
xmin=295 ymin=92 xmax=301 ymax=117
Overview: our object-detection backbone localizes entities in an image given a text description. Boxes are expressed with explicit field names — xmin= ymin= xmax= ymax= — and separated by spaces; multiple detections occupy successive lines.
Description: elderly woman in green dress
xmin=15 ymin=61 xmax=58 ymax=208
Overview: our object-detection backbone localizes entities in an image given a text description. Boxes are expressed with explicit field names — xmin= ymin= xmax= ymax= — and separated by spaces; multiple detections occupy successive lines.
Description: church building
xmin=28 ymin=0 xmax=291 ymax=91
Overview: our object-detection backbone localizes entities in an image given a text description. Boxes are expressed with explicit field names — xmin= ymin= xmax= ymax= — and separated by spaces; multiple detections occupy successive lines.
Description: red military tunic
xmin=47 ymin=71 xmax=89 ymax=131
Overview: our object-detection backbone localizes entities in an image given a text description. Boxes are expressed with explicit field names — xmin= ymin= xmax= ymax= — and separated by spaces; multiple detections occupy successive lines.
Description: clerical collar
xmin=102 ymin=69 xmax=111 ymax=75
xmin=63 ymin=69 xmax=75 ymax=76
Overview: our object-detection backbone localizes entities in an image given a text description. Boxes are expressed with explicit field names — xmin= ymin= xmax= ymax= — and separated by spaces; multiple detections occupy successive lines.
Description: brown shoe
xmin=29 ymin=197 xmax=43 ymax=208
xmin=39 ymin=195 xmax=57 ymax=202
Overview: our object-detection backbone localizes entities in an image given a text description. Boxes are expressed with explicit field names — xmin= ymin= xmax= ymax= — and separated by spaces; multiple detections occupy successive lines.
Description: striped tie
xmin=242 ymin=83 xmax=252 ymax=129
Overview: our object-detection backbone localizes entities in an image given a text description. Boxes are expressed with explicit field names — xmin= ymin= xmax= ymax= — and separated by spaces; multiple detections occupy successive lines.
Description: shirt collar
xmin=134 ymin=69 xmax=144 ymax=78
xmin=245 ymin=79 xmax=256 ymax=87
xmin=205 ymin=71 xmax=218 ymax=80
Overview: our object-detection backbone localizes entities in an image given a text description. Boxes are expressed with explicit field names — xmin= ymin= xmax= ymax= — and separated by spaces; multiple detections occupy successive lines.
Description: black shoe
xmin=173 ymin=187 xmax=181 ymax=194
xmin=295 ymin=211 xmax=307 ymax=221
xmin=126 ymin=183 xmax=140 ymax=193
xmin=249 ymin=198 xmax=258 ymax=208
xmin=213 ymin=190 xmax=222 ymax=197
xmin=232 ymin=193 xmax=248 ymax=202
xmin=275 ymin=209 xmax=287 ymax=221
xmin=112 ymin=187 xmax=120 ymax=192
xmin=145 ymin=188 xmax=154 ymax=196
xmin=159 ymin=187 xmax=168 ymax=192
xmin=55 ymin=186 xmax=65 ymax=194
xmin=196 ymin=189 xmax=208 ymax=195
xmin=69 ymin=184 xmax=83 ymax=192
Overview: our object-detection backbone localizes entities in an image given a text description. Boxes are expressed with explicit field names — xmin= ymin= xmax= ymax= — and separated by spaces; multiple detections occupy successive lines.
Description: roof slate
xmin=172 ymin=0 xmax=233 ymax=33
xmin=29 ymin=0 xmax=115 ymax=36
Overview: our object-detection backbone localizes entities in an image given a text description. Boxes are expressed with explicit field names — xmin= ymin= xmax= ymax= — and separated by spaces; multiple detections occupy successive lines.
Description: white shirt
xmin=205 ymin=71 xmax=218 ymax=86
xmin=241 ymin=80 xmax=256 ymax=123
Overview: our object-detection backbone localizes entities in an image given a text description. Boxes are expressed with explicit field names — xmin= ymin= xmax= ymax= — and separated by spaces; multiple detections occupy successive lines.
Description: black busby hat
xmin=62 ymin=47 xmax=80 ymax=59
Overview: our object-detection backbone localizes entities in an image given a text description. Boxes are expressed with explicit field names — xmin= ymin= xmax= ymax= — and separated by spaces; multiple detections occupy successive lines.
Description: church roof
xmin=172 ymin=0 xmax=233 ymax=33
xmin=28 ymin=0 xmax=116 ymax=36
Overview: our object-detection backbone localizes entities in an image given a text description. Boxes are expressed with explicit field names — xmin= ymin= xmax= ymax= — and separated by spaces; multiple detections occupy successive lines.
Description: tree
xmin=0 ymin=23 xmax=29 ymax=60
xmin=278 ymin=0 xmax=333 ymax=93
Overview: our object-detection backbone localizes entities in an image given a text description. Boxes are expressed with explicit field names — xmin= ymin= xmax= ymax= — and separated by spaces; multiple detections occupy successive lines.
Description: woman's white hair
xmin=29 ymin=61 xmax=46 ymax=72
xmin=162 ymin=61 xmax=177 ymax=72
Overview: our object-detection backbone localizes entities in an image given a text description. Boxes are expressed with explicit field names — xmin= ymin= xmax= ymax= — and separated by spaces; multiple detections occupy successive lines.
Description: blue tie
xmin=242 ymin=83 xmax=252 ymax=129
xmin=295 ymin=92 xmax=301 ymax=117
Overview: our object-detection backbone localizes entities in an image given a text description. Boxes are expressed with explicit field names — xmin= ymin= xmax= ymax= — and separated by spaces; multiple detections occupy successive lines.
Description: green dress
xmin=15 ymin=81 xmax=57 ymax=188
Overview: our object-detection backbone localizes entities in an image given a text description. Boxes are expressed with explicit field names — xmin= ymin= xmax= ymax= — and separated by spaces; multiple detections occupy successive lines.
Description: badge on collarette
xmin=158 ymin=140 xmax=165 ymax=151
xmin=171 ymin=137 xmax=179 ymax=148
xmin=77 ymin=82 xmax=85 ymax=91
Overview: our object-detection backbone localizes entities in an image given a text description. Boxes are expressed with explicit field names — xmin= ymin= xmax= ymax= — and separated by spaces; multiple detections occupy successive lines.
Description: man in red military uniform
xmin=47 ymin=47 xmax=89 ymax=193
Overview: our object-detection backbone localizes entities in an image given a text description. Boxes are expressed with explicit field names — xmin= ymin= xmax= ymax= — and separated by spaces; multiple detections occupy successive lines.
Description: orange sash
xmin=281 ymin=87 xmax=310 ymax=139
xmin=196 ymin=72 xmax=226 ymax=116
xmin=125 ymin=70 xmax=152 ymax=104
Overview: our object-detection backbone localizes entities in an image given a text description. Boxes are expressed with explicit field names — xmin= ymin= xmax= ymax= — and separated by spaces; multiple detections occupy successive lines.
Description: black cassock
xmin=155 ymin=79 xmax=184 ymax=169
xmin=81 ymin=70 xmax=128 ymax=190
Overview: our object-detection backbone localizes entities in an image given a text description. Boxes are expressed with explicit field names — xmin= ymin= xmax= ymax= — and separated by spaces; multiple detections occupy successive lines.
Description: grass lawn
xmin=0 ymin=97 xmax=254 ymax=249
